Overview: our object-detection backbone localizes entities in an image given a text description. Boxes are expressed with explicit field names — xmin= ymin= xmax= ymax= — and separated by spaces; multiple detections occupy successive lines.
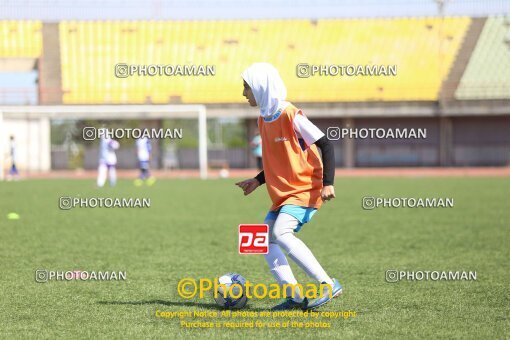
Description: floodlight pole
xmin=198 ymin=106 xmax=208 ymax=179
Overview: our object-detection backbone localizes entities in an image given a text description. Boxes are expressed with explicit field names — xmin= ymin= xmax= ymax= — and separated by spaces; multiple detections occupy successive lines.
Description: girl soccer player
xmin=236 ymin=63 xmax=342 ymax=310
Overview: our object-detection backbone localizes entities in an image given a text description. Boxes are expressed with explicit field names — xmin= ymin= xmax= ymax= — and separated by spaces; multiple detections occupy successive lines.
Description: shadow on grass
xmin=97 ymin=299 xmax=268 ymax=311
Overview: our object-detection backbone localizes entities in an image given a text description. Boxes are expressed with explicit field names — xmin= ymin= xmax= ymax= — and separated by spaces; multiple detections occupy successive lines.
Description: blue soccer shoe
xmin=304 ymin=278 xmax=342 ymax=310
xmin=271 ymin=297 xmax=308 ymax=311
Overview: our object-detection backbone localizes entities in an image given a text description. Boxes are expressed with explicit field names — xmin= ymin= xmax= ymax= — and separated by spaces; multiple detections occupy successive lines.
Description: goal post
xmin=0 ymin=104 xmax=208 ymax=180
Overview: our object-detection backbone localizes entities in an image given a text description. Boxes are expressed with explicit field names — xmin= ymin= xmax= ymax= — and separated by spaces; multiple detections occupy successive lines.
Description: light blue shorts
xmin=265 ymin=204 xmax=317 ymax=232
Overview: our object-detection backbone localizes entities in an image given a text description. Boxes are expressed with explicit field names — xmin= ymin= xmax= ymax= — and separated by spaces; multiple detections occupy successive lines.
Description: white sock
xmin=273 ymin=213 xmax=334 ymax=286
xmin=264 ymin=243 xmax=303 ymax=302
xmin=108 ymin=166 xmax=117 ymax=186
xmin=264 ymin=218 xmax=304 ymax=302
xmin=97 ymin=164 xmax=107 ymax=187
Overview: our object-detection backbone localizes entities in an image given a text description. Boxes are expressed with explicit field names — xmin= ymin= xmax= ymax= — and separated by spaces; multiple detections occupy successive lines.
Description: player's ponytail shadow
xmin=97 ymin=299 xmax=267 ymax=311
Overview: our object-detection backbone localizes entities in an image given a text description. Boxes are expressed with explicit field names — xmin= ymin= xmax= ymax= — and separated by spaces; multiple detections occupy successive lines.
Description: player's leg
xmin=9 ymin=160 xmax=18 ymax=177
xmin=138 ymin=160 xmax=155 ymax=185
xmin=144 ymin=161 xmax=156 ymax=185
xmin=134 ymin=161 xmax=145 ymax=186
xmin=139 ymin=161 xmax=147 ymax=179
xmin=273 ymin=212 xmax=333 ymax=284
xmin=7 ymin=162 xmax=15 ymax=180
xmin=272 ymin=212 xmax=342 ymax=309
xmin=97 ymin=163 xmax=107 ymax=187
xmin=108 ymin=165 xmax=117 ymax=186
xmin=264 ymin=216 xmax=305 ymax=310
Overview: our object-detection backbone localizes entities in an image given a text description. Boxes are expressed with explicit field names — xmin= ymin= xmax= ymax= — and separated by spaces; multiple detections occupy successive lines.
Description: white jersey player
xmin=8 ymin=135 xmax=19 ymax=180
xmin=134 ymin=137 xmax=155 ymax=186
xmin=97 ymin=135 xmax=120 ymax=187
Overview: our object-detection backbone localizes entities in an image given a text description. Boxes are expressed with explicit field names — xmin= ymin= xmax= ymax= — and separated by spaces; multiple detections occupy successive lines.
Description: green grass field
xmin=1 ymin=177 xmax=509 ymax=339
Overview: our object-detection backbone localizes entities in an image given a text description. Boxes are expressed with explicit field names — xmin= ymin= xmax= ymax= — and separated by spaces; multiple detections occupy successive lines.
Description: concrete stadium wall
xmin=71 ymin=147 xmax=247 ymax=170
xmin=8 ymin=114 xmax=510 ymax=172
xmin=49 ymin=115 xmax=510 ymax=170
xmin=247 ymin=115 xmax=510 ymax=168
xmin=312 ymin=116 xmax=510 ymax=167
xmin=452 ymin=116 xmax=510 ymax=166
xmin=299 ymin=117 xmax=440 ymax=167
xmin=2 ymin=117 xmax=51 ymax=172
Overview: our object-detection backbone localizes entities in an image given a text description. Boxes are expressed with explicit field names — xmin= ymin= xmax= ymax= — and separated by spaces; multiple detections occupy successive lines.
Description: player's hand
xmin=235 ymin=178 xmax=260 ymax=196
xmin=321 ymin=185 xmax=336 ymax=201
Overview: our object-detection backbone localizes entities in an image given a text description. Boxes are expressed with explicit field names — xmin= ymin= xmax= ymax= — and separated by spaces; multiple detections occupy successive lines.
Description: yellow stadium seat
xmin=0 ymin=20 xmax=42 ymax=58
xmin=58 ymin=18 xmax=470 ymax=104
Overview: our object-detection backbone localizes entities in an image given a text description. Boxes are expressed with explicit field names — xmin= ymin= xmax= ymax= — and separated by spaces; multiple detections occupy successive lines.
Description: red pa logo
xmin=238 ymin=224 xmax=269 ymax=254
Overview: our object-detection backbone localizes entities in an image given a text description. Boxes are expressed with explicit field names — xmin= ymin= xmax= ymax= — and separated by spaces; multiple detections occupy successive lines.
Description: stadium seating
xmin=55 ymin=18 xmax=468 ymax=103
xmin=455 ymin=16 xmax=510 ymax=100
xmin=0 ymin=20 xmax=42 ymax=57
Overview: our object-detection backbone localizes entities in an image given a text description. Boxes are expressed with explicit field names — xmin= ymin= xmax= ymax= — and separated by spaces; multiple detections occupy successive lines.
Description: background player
xmin=7 ymin=135 xmax=19 ymax=181
xmin=97 ymin=131 xmax=119 ymax=187
xmin=236 ymin=63 xmax=342 ymax=310
xmin=134 ymin=136 xmax=155 ymax=186
xmin=250 ymin=132 xmax=263 ymax=170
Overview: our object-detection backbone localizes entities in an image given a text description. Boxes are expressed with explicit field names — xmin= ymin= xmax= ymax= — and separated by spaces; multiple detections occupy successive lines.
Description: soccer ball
xmin=219 ymin=168 xmax=230 ymax=178
xmin=213 ymin=273 xmax=248 ymax=309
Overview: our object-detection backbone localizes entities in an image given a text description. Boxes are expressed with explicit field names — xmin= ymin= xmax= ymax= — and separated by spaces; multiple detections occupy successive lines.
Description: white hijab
xmin=242 ymin=63 xmax=287 ymax=117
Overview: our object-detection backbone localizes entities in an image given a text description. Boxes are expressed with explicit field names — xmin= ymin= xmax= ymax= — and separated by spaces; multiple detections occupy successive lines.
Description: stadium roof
xmin=0 ymin=0 xmax=509 ymax=21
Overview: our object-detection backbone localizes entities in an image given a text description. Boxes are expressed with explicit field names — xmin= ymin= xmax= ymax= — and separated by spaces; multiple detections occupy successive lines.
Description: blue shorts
xmin=139 ymin=160 xmax=150 ymax=170
xmin=265 ymin=204 xmax=317 ymax=232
